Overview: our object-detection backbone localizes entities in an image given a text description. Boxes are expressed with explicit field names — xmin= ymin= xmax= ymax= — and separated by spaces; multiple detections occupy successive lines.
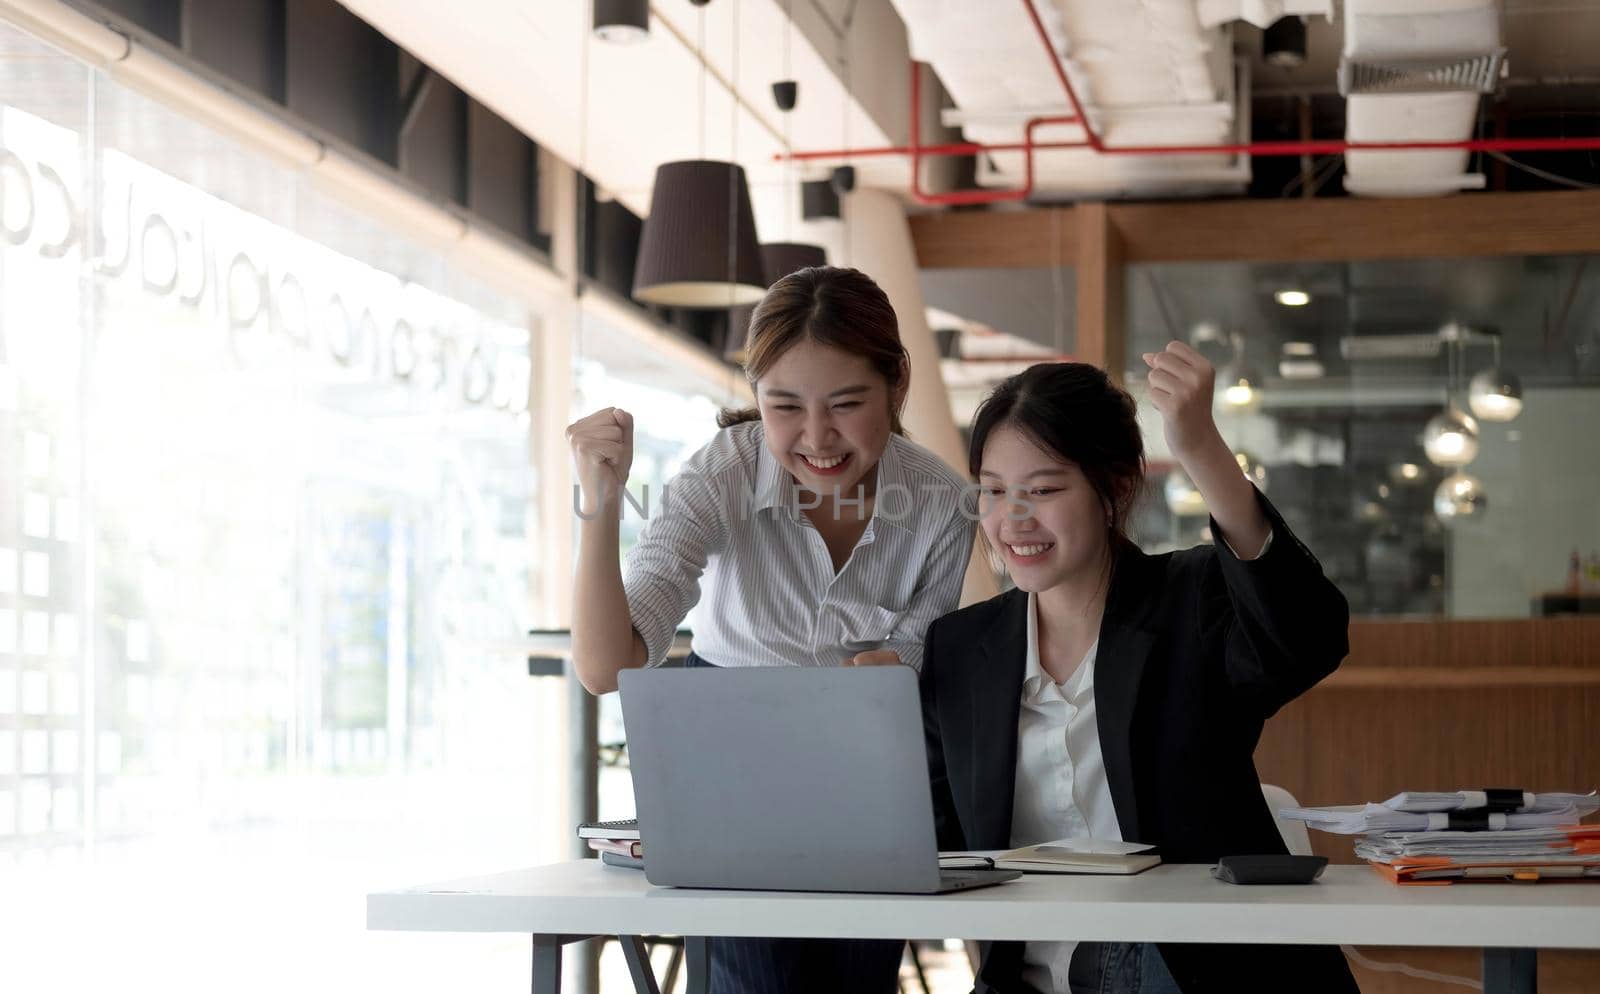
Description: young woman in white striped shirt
xmin=566 ymin=266 xmax=975 ymax=994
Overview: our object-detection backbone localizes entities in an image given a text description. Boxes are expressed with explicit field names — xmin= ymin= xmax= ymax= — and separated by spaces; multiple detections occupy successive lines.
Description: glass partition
xmin=1124 ymin=257 xmax=1600 ymax=617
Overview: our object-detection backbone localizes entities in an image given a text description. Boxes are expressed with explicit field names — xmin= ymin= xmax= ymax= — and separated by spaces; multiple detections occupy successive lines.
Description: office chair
xmin=1261 ymin=782 xmax=1313 ymax=856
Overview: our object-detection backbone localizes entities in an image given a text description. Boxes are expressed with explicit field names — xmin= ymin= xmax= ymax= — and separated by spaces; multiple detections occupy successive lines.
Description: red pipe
xmin=913 ymin=59 xmax=1039 ymax=204
xmin=910 ymin=58 xmax=1087 ymax=205
xmin=784 ymin=138 xmax=1090 ymax=162
xmin=779 ymin=0 xmax=1600 ymax=170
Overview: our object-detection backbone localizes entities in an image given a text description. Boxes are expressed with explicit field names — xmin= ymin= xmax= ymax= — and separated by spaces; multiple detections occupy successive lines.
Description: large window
xmin=570 ymin=310 xmax=743 ymax=828
xmin=2 ymin=21 xmax=560 ymax=992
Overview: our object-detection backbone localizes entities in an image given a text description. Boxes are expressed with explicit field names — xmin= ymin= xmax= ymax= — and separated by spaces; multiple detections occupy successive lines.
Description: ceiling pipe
xmin=908 ymin=58 xmax=1082 ymax=205
xmin=778 ymin=0 xmax=1600 ymax=170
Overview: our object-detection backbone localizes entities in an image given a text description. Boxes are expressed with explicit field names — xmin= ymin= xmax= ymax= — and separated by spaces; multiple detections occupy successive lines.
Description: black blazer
xmin=920 ymin=493 xmax=1360 ymax=994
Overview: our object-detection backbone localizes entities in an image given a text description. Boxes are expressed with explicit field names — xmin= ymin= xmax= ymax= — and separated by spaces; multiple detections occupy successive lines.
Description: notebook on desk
xmin=941 ymin=838 xmax=1161 ymax=875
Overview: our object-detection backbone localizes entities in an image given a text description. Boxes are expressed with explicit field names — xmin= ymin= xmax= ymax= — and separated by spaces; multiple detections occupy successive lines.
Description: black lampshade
xmin=722 ymin=241 xmax=828 ymax=361
xmin=1263 ymin=16 xmax=1307 ymax=68
xmin=760 ymin=241 xmax=827 ymax=284
xmin=593 ymin=0 xmax=649 ymax=43
xmin=633 ymin=159 xmax=767 ymax=309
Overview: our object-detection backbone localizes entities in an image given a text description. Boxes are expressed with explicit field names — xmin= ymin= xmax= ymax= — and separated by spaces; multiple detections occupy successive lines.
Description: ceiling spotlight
xmin=801 ymin=178 xmax=841 ymax=220
xmin=1279 ymin=341 xmax=1321 ymax=379
xmin=1421 ymin=407 xmax=1480 ymax=467
xmin=1220 ymin=362 xmax=1265 ymax=411
xmin=772 ymin=80 xmax=798 ymax=112
xmin=593 ymin=0 xmax=649 ymax=44
xmin=1274 ymin=289 xmax=1312 ymax=307
xmin=1433 ymin=472 xmax=1488 ymax=524
xmin=1263 ymin=15 xmax=1308 ymax=69
xmin=1278 ymin=358 xmax=1325 ymax=379
xmin=1163 ymin=469 xmax=1208 ymax=517
xmin=1391 ymin=461 xmax=1424 ymax=484
xmin=1468 ymin=366 xmax=1524 ymax=422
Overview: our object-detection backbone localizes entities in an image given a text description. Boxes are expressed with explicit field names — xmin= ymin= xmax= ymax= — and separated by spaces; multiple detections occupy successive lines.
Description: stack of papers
xmin=1279 ymin=802 xmax=1595 ymax=835
xmin=1281 ymin=788 xmax=1600 ymax=885
xmin=1382 ymin=791 xmax=1600 ymax=814
xmin=1354 ymin=825 xmax=1600 ymax=863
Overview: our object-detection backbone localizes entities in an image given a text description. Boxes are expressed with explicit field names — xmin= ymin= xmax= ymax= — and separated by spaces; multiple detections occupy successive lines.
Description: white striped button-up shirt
xmin=622 ymin=420 xmax=974 ymax=672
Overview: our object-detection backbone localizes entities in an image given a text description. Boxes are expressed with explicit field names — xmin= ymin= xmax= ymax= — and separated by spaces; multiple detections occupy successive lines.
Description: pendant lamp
xmin=760 ymin=241 xmax=827 ymax=284
xmin=593 ymin=0 xmax=649 ymax=44
xmin=633 ymin=160 xmax=766 ymax=308
xmin=723 ymin=241 xmax=829 ymax=361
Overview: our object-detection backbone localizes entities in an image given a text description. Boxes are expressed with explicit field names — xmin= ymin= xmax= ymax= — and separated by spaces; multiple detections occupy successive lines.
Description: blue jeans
xmin=682 ymin=651 xmax=903 ymax=994
xmin=1067 ymin=942 xmax=1183 ymax=994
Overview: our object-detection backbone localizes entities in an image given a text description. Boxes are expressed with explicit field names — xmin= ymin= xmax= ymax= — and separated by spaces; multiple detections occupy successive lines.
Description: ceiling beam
xmin=909 ymin=190 xmax=1600 ymax=268
xmin=907 ymin=206 xmax=1077 ymax=270
xmin=1074 ymin=202 xmax=1125 ymax=385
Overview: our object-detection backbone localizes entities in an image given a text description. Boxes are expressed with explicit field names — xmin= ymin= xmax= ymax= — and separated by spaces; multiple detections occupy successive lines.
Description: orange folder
xmin=1370 ymin=857 xmax=1600 ymax=885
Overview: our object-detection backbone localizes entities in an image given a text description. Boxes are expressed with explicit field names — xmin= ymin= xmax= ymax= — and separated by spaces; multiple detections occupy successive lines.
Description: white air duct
xmin=1339 ymin=0 xmax=1505 ymax=198
xmin=891 ymin=0 xmax=1254 ymax=198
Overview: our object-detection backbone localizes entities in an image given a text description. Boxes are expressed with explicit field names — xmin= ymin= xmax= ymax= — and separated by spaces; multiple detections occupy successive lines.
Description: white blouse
xmin=1009 ymin=591 xmax=1120 ymax=994
xmin=1008 ymin=528 xmax=1272 ymax=991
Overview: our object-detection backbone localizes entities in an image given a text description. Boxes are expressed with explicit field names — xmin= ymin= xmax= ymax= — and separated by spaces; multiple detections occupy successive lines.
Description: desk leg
xmin=684 ymin=936 xmax=710 ymax=994
xmin=533 ymin=935 xmax=564 ymax=994
xmin=1483 ymin=948 xmax=1537 ymax=994
xmin=620 ymin=936 xmax=663 ymax=994
xmin=532 ymin=935 xmax=598 ymax=994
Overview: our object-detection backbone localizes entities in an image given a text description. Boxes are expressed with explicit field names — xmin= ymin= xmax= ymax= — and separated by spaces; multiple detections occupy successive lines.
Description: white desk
xmin=368 ymin=860 xmax=1600 ymax=994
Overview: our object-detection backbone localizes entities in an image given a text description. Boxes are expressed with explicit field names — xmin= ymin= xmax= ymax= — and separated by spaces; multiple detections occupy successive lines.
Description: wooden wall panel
xmin=1253 ymin=617 xmax=1600 ymax=994
xmin=908 ymin=207 xmax=1076 ymax=270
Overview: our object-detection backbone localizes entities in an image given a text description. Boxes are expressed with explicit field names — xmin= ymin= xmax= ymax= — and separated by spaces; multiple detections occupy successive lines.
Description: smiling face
xmin=978 ymin=423 xmax=1114 ymax=593
xmin=756 ymin=337 xmax=901 ymax=497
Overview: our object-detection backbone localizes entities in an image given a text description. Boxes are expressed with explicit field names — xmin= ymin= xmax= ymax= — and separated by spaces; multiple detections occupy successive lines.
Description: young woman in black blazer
xmin=920 ymin=348 xmax=1360 ymax=994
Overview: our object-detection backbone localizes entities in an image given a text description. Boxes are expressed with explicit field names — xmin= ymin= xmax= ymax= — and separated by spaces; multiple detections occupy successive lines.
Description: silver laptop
xmin=618 ymin=665 xmax=1020 ymax=894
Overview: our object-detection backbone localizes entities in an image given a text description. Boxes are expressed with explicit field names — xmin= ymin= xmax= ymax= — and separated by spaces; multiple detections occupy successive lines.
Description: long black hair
xmin=968 ymin=362 xmax=1145 ymax=544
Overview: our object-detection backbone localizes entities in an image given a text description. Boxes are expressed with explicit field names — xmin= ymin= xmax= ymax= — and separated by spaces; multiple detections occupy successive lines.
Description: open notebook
xmin=940 ymin=838 xmax=1161 ymax=875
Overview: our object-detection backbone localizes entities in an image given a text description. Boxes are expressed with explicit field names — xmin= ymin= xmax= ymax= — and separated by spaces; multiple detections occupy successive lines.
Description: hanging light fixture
xmin=1468 ymin=366 xmax=1523 ymax=422
xmin=1422 ymin=326 xmax=1481 ymax=466
xmin=592 ymin=0 xmax=649 ymax=44
xmin=1263 ymin=15 xmax=1308 ymax=68
xmin=633 ymin=0 xmax=766 ymax=308
xmin=1422 ymin=407 xmax=1480 ymax=467
xmin=1464 ymin=329 xmax=1523 ymax=422
xmin=723 ymin=6 xmax=826 ymax=362
xmin=722 ymin=242 xmax=828 ymax=361
xmin=1433 ymin=472 xmax=1488 ymax=523
xmin=1219 ymin=331 xmax=1264 ymax=411
xmin=634 ymin=161 xmax=765 ymax=307
xmin=760 ymin=241 xmax=826 ymax=284
xmin=1220 ymin=361 xmax=1265 ymax=411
